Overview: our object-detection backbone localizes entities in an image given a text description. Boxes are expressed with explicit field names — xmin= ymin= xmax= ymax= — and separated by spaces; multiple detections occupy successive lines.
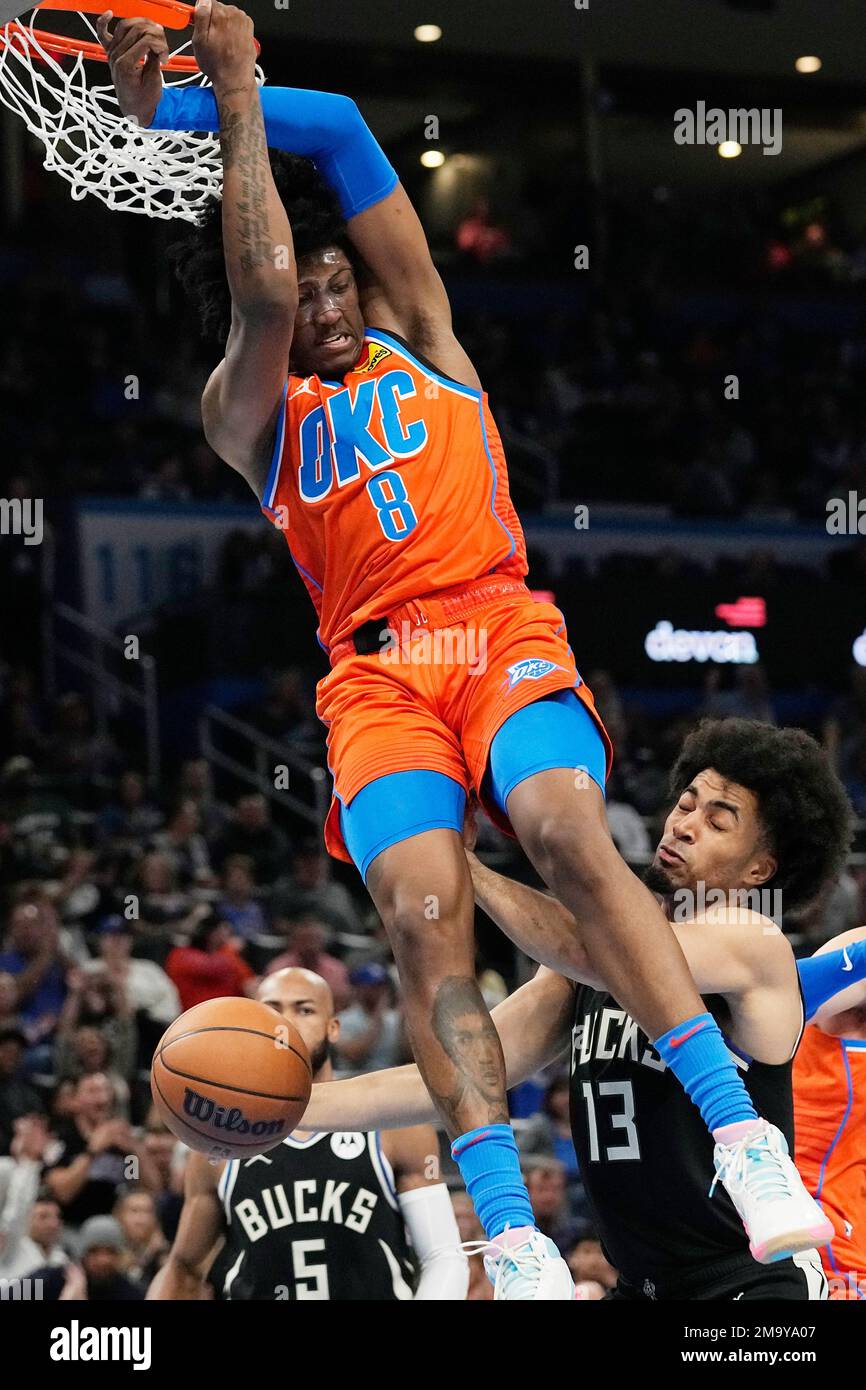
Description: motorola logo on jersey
xmin=331 ymin=1132 xmax=367 ymax=1160
xmin=297 ymin=370 xmax=430 ymax=503
xmin=182 ymin=1087 xmax=287 ymax=1139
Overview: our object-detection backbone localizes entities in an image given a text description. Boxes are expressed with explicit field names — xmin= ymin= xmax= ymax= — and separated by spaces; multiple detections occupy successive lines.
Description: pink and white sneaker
xmin=711 ymin=1119 xmax=833 ymax=1264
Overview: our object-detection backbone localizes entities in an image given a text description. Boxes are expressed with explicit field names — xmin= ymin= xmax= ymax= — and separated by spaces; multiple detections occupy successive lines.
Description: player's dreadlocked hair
xmin=169 ymin=151 xmax=353 ymax=346
xmin=668 ymin=718 xmax=854 ymax=912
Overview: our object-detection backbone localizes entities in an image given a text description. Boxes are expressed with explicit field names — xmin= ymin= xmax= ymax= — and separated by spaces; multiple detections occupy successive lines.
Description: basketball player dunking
xmin=148 ymin=968 xmax=468 ymax=1300
xmin=298 ymin=720 xmax=860 ymax=1300
xmin=102 ymin=4 xmax=830 ymax=1296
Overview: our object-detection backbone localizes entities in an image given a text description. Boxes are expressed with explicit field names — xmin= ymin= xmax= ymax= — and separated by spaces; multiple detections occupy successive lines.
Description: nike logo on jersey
xmin=842 ymin=947 xmax=854 ymax=971
xmin=289 ymin=379 xmax=317 ymax=400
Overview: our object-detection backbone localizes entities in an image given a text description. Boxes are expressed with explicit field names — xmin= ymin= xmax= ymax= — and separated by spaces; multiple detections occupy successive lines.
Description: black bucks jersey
xmin=569 ymin=984 xmax=801 ymax=1294
xmin=211 ymin=1130 xmax=418 ymax=1300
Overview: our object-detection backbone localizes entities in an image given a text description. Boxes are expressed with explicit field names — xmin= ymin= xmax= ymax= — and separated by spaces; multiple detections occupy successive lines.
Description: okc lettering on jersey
xmin=571 ymin=1008 xmax=666 ymax=1074
xmin=234 ymin=1179 xmax=379 ymax=1242
xmin=298 ymin=370 xmax=429 ymax=503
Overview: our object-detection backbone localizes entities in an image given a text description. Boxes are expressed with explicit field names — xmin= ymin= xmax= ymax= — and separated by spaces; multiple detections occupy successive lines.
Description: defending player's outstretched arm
xmin=147 ymin=1152 xmax=224 ymax=1299
xmin=467 ymin=851 xmax=804 ymax=1062
xmin=301 ymin=967 xmax=574 ymax=1133
xmin=799 ymin=925 xmax=866 ymax=1028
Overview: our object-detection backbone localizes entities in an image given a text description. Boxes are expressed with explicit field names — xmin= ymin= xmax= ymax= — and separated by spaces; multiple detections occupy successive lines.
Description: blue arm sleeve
xmin=797 ymin=940 xmax=866 ymax=1022
xmin=150 ymin=85 xmax=398 ymax=219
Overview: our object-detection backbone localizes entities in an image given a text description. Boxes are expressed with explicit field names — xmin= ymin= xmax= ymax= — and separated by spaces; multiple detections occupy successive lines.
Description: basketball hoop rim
xmin=1 ymin=3 xmax=261 ymax=75
xmin=2 ymin=20 xmax=201 ymax=70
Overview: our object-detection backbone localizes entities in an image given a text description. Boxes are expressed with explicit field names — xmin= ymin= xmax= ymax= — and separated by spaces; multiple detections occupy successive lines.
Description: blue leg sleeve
xmin=150 ymin=85 xmax=397 ymax=218
xmin=798 ymin=940 xmax=866 ymax=1021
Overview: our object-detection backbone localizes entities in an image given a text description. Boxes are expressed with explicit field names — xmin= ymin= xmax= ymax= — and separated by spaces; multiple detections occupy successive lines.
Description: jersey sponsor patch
xmin=503 ymin=657 xmax=565 ymax=689
xmin=331 ymin=1132 xmax=367 ymax=1160
xmin=358 ymin=343 xmax=393 ymax=372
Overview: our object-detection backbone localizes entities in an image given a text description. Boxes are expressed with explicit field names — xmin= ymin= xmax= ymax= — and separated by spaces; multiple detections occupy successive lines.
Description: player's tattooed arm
xmin=194 ymin=3 xmax=295 ymax=492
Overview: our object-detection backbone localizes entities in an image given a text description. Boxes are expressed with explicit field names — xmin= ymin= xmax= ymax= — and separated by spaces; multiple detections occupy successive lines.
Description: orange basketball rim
xmin=3 ymin=1 xmax=260 ymax=72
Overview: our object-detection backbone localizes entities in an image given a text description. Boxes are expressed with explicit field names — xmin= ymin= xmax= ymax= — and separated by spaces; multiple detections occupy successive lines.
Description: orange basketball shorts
xmin=316 ymin=589 xmax=613 ymax=866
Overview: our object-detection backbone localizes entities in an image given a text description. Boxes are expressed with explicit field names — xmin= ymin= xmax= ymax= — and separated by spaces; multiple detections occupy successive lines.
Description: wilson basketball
xmin=151 ymin=997 xmax=312 ymax=1159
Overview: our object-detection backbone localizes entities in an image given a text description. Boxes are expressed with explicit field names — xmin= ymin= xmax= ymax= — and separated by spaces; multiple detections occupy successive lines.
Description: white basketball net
xmin=0 ymin=6 xmax=263 ymax=221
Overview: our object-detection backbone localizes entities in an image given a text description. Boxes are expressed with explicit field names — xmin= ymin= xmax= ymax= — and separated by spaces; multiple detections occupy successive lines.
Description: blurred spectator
xmin=134 ymin=852 xmax=195 ymax=935
xmin=518 ymin=1075 xmax=580 ymax=1179
xmin=247 ymin=670 xmax=321 ymax=750
xmin=211 ymin=794 xmax=290 ymax=886
xmin=43 ymin=1072 xmax=160 ymax=1227
xmin=567 ymin=1229 xmax=618 ymax=1299
xmin=96 ymin=771 xmax=163 ymax=845
xmin=75 ymin=1215 xmax=145 ymax=1300
xmin=81 ymin=918 xmax=180 ymax=1030
xmin=524 ymin=1157 xmax=585 ymax=1254
xmin=450 ymin=1189 xmax=493 ymax=1301
xmin=269 ymin=915 xmax=351 ymax=1011
xmin=149 ymin=800 xmax=213 ymax=889
xmin=701 ymin=665 xmax=777 ymax=726
xmin=176 ymin=759 xmax=230 ymax=841
xmin=114 ymin=1188 xmax=168 ymax=1286
xmin=55 ymin=964 xmax=136 ymax=1089
xmin=165 ymin=909 xmax=256 ymax=1011
xmin=334 ymin=963 xmax=406 ymax=1076
xmin=141 ymin=1110 xmax=184 ymax=1242
xmin=0 ymin=1028 xmax=44 ymax=1152
xmin=0 ymin=1116 xmax=64 ymax=1278
xmin=43 ymin=693 xmax=119 ymax=786
xmin=271 ymin=838 xmax=362 ymax=936
xmin=217 ymin=855 xmax=268 ymax=940
xmin=0 ymin=892 xmax=68 ymax=1054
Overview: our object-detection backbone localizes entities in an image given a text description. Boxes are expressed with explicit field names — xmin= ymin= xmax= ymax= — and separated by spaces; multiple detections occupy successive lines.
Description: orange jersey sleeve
xmin=794 ymin=1024 xmax=866 ymax=1284
xmin=260 ymin=328 xmax=527 ymax=651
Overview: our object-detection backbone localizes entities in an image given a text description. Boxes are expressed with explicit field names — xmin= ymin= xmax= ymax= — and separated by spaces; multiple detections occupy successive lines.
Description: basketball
xmin=151 ymin=996 xmax=312 ymax=1159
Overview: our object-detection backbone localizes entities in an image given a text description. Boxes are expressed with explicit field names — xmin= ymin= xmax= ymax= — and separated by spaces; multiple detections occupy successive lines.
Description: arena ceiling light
xmin=420 ymin=149 xmax=446 ymax=168
xmin=795 ymin=55 xmax=822 ymax=73
xmin=718 ymin=140 xmax=742 ymax=158
xmin=414 ymin=24 xmax=442 ymax=43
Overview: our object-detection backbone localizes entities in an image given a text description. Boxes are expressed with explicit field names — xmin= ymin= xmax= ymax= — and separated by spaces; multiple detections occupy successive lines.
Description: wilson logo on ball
xmin=182 ymin=1087 xmax=287 ymax=1139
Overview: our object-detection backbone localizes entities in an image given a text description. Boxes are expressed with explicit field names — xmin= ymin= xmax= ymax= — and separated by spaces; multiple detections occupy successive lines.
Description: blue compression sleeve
xmin=798 ymin=940 xmax=866 ymax=1021
xmin=150 ymin=85 xmax=397 ymax=218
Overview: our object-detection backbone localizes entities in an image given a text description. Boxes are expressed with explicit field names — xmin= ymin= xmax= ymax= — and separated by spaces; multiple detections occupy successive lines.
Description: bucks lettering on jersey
xmin=569 ymin=984 xmax=797 ymax=1291
xmin=211 ymin=1130 xmax=417 ymax=1301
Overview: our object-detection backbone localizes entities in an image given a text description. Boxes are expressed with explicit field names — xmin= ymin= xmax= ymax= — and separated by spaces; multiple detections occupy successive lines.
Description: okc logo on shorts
xmin=503 ymin=658 xmax=564 ymax=689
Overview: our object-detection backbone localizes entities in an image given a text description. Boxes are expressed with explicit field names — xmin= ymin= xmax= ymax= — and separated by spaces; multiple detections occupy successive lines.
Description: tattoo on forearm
xmin=219 ymin=98 xmax=277 ymax=275
xmin=428 ymin=976 xmax=509 ymax=1130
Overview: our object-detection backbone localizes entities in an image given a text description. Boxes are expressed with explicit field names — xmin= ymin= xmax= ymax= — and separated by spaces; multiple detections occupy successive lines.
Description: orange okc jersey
xmin=794 ymin=1023 xmax=866 ymax=1292
xmin=261 ymin=328 xmax=527 ymax=650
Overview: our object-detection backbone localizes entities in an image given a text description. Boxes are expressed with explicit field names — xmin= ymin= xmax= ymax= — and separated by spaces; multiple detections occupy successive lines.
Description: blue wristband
xmin=150 ymin=85 xmax=397 ymax=218
xmin=798 ymin=939 xmax=866 ymax=1021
